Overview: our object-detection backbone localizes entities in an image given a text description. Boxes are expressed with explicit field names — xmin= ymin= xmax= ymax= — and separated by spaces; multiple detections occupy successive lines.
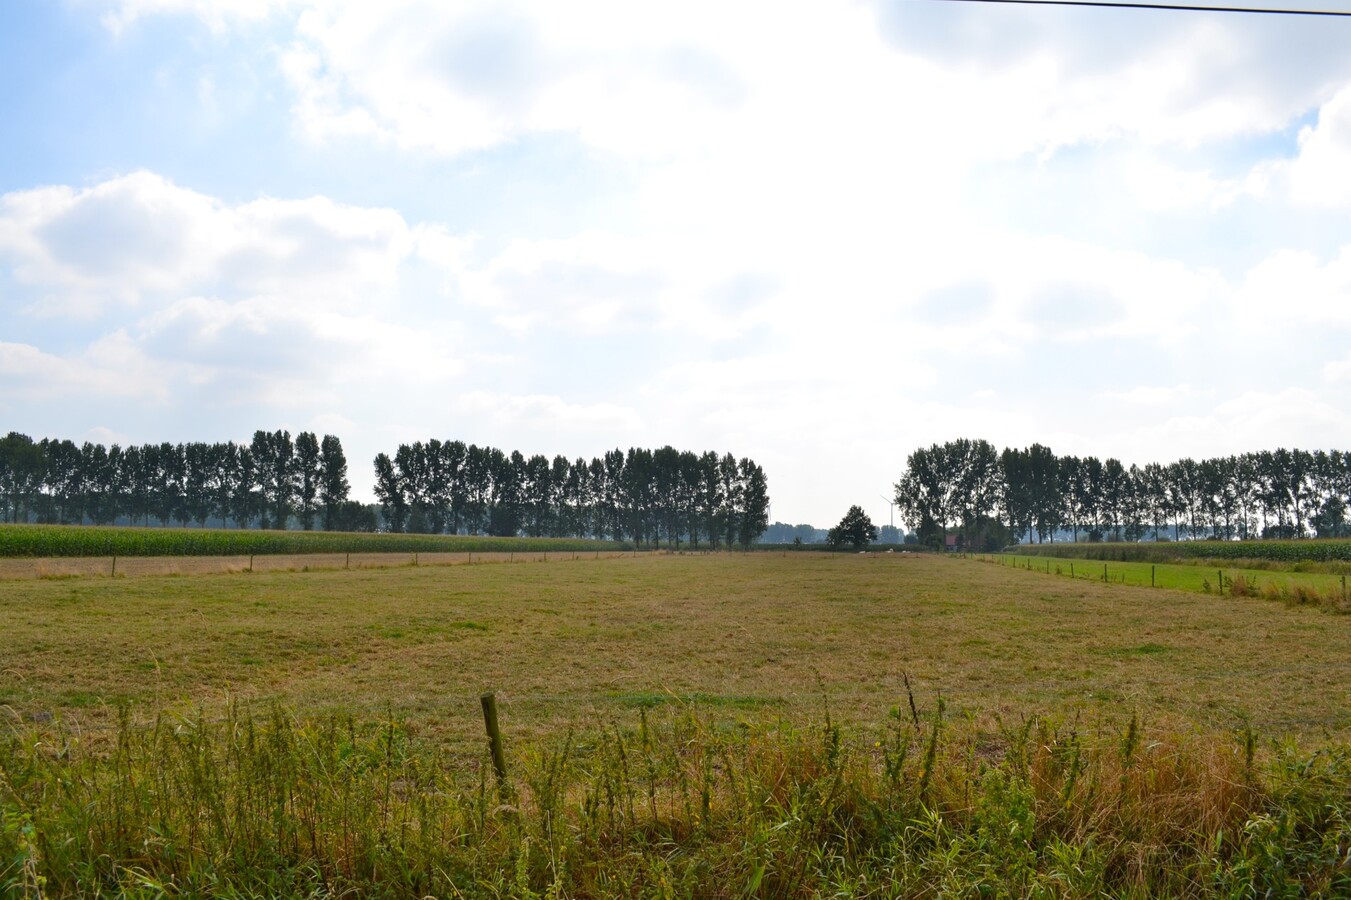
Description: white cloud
xmin=456 ymin=392 xmax=644 ymax=439
xmin=100 ymin=0 xmax=294 ymax=34
xmin=0 ymin=338 xmax=168 ymax=403
xmin=0 ymin=173 xmax=224 ymax=307
xmin=1101 ymin=384 xmax=1210 ymax=408
xmin=1287 ymin=84 xmax=1351 ymax=207
xmin=198 ymin=0 xmax=1351 ymax=173
xmin=0 ymin=172 xmax=445 ymax=315
xmin=1234 ymin=246 xmax=1351 ymax=329
xmin=1121 ymin=156 xmax=1240 ymax=212
xmin=1325 ymin=356 xmax=1351 ymax=384
xmin=269 ymin=1 xmax=762 ymax=158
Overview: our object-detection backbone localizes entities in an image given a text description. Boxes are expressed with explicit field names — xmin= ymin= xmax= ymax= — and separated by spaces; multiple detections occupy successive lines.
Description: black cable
xmin=924 ymin=0 xmax=1351 ymax=16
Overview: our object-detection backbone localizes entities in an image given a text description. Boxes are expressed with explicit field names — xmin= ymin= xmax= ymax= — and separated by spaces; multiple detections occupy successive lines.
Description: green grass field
xmin=4 ymin=554 xmax=1350 ymax=896
xmin=991 ymin=552 xmax=1351 ymax=610
xmin=1013 ymin=536 xmax=1351 ymax=566
xmin=0 ymin=522 xmax=628 ymax=558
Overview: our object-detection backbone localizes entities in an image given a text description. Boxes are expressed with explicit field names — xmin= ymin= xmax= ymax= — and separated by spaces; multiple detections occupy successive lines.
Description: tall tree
xmin=737 ymin=458 xmax=770 ymax=548
xmin=228 ymin=444 xmax=260 ymax=528
xmin=82 ymin=442 xmax=118 ymax=525
xmin=1100 ymin=458 xmax=1128 ymax=541
xmin=373 ymin=452 xmax=408 ymax=533
xmin=894 ymin=442 xmax=957 ymax=550
xmin=0 ymin=433 xmax=44 ymax=524
xmin=548 ymin=455 xmax=573 ymax=538
xmin=319 ymin=434 xmax=351 ymax=531
xmin=1057 ymin=456 xmax=1084 ymax=542
xmin=424 ymin=439 xmax=453 ymax=535
xmin=182 ymin=442 xmax=215 ymax=527
xmin=395 ymin=442 xmax=432 ymax=533
xmin=251 ymin=430 xmax=296 ymax=529
xmin=694 ymin=452 xmax=723 ymax=549
xmin=294 ymin=432 xmax=322 ymax=531
xmin=623 ymin=447 xmax=655 ymax=546
xmin=949 ymin=438 xmax=1001 ymax=543
xmin=1078 ymin=456 xmax=1104 ymax=541
xmin=718 ymin=453 xmax=743 ymax=550
xmin=39 ymin=438 xmax=81 ymax=525
xmin=487 ymin=449 xmax=523 ymax=537
xmin=1025 ymin=444 xmax=1061 ymax=542
xmin=999 ymin=446 xmax=1035 ymax=543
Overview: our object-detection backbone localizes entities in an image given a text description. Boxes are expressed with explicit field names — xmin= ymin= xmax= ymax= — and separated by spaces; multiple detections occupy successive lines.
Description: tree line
xmin=373 ymin=441 xmax=770 ymax=548
xmin=894 ymin=439 xmax=1351 ymax=550
xmin=0 ymin=431 xmax=772 ymax=546
xmin=0 ymin=430 xmax=364 ymax=530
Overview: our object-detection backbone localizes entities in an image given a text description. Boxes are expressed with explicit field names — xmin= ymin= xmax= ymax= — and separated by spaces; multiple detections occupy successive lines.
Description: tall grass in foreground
xmin=3 ymin=704 xmax=1349 ymax=898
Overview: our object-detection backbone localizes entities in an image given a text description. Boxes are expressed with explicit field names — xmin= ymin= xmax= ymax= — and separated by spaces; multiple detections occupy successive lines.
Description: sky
xmin=2 ymin=0 xmax=1350 ymax=529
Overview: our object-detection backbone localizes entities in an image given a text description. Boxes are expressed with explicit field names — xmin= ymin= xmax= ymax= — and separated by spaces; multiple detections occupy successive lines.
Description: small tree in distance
xmin=828 ymin=505 xmax=878 ymax=550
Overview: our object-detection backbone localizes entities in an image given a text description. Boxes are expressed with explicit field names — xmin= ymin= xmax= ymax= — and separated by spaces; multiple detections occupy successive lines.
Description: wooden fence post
xmin=481 ymin=692 xmax=508 ymax=785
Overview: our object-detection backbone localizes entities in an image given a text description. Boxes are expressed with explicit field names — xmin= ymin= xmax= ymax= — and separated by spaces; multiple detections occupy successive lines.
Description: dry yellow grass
xmin=2 ymin=553 xmax=1348 ymax=756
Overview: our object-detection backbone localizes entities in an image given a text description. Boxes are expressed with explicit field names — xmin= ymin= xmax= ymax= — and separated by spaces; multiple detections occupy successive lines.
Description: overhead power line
xmin=927 ymin=0 xmax=1351 ymax=16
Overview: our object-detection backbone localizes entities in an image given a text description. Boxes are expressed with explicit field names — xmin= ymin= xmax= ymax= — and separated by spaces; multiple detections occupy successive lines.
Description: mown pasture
xmin=4 ymin=553 xmax=1350 ymax=744
xmin=4 ymin=553 xmax=1351 ymax=896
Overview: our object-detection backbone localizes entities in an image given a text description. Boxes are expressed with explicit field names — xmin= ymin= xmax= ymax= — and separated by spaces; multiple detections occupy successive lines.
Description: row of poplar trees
xmin=894 ymin=438 xmax=1351 ymax=550
xmin=373 ymin=441 xmax=770 ymax=548
xmin=0 ymin=430 xmax=359 ymax=530
xmin=0 ymin=430 xmax=773 ymax=544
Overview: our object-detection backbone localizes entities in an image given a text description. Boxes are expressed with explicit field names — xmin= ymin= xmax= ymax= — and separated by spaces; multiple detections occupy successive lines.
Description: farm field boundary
xmin=0 ymin=548 xmax=665 ymax=580
xmin=1012 ymin=537 xmax=1351 ymax=567
xmin=990 ymin=552 xmax=1351 ymax=611
xmin=0 ymin=523 xmax=629 ymax=558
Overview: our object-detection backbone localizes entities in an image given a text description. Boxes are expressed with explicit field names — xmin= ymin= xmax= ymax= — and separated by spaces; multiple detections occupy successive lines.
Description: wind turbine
xmin=880 ymin=494 xmax=895 ymax=538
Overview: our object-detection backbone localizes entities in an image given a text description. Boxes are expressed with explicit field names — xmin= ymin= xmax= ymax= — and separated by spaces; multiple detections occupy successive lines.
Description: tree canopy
xmin=0 ymin=431 xmax=353 ymax=531
xmin=828 ymin=505 xmax=878 ymax=550
xmin=894 ymin=438 xmax=1351 ymax=547
xmin=0 ymin=431 xmax=772 ymax=545
xmin=369 ymin=441 xmax=770 ymax=547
